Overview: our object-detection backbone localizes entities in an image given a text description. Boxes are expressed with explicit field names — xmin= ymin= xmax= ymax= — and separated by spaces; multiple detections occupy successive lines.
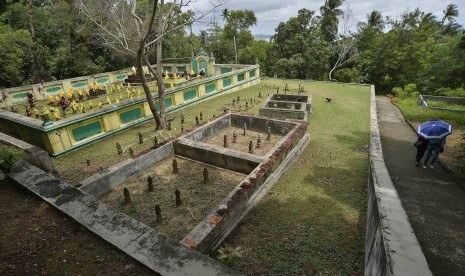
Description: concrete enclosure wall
xmin=80 ymin=143 xmax=173 ymax=197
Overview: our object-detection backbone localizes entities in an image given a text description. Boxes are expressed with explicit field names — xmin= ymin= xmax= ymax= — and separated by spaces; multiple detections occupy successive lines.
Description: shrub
xmin=0 ymin=149 xmax=16 ymax=173
xmin=334 ymin=68 xmax=362 ymax=83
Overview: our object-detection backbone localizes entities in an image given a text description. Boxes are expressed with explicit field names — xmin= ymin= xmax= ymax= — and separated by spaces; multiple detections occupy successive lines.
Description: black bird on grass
xmin=325 ymin=98 xmax=332 ymax=102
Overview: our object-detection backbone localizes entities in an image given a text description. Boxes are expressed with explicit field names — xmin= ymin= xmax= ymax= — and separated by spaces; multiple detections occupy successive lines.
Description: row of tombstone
xmin=122 ymin=164 xmax=210 ymax=222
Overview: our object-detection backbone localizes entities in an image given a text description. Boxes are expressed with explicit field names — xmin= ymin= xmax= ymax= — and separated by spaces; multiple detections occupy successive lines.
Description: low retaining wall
xmin=418 ymin=94 xmax=465 ymax=114
xmin=80 ymin=142 xmax=173 ymax=197
xmin=366 ymin=86 xmax=432 ymax=275
xmin=0 ymin=132 xmax=55 ymax=173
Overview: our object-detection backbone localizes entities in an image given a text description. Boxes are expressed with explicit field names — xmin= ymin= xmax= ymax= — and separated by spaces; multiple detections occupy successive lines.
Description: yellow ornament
xmin=115 ymin=98 xmax=120 ymax=104
xmin=170 ymin=82 xmax=174 ymax=88
xmin=48 ymin=95 xmax=55 ymax=104
xmin=88 ymin=101 xmax=93 ymax=109
xmin=137 ymin=90 xmax=142 ymax=97
xmin=98 ymin=102 xmax=103 ymax=108
xmin=106 ymin=96 xmax=111 ymax=105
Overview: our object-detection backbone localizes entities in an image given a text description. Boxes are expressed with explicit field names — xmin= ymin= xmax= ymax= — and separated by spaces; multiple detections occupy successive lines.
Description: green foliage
xmin=0 ymin=148 xmax=17 ymax=173
xmin=0 ymin=25 xmax=33 ymax=88
xmin=334 ymin=68 xmax=362 ymax=83
xmin=217 ymin=245 xmax=245 ymax=266
xmin=393 ymin=83 xmax=419 ymax=99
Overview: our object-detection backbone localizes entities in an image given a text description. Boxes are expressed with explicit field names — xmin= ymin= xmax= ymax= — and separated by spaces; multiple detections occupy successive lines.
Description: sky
xmin=191 ymin=0 xmax=465 ymax=35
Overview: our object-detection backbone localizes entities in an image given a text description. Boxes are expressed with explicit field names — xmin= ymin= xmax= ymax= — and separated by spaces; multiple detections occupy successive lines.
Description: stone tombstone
xmin=248 ymin=141 xmax=254 ymax=154
xmin=147 ymin=175 xmax=154 ymax=192
xmin=124 ymin=187 xmax=131 ymax=204
xmin=181 ymin=113 xmax=185 ymax=124
xmin=245 ymin=100 xmax=249 ymax=109
xmin=195 ymin=115 xmax=199 ymax=125
xmin=233 ymin=130 xmax=237 ymax=143
xmin=267 ymin=126 xmax=271 ymax=140
xmin=239 ymin=105 xmax=242 ymax=112
xmin=223 ymin=134 xmax=228 ymax=148
xmin=257 ymin=134 xmax=261 ymax=148
xmin=155 ymin=205 xmax=162 ymax=222
xmin=175 ymin=189 xmax=182 ymax=206
xmin=232 ymin=98 xmax=236 ymax=106
xmin=259 ymin=92 xmax=262 ymax=98
xmin=172 ymin=159 xmax=179 ymax=174
xmin=237 ymin=96 xmax=240 ymax=103
xmin=167 ymin=120 xmax=172 ymax=131
xmin=276 ymin=87 xmax=279 ymax=94
xmin=200 ymin=112 xmax=203 ymax=121
xmin=129 ymin=147 xmax=134 ymax=157
xmin=285 ymin=83 xmax=288 ymax=94
xmin=181 ymin=125 xmax=184 ymax=132
xmin=116 ymin=143 xmax=123 ymax=155
xmin=138 ymin=132 xmax=143 ymax=144
xmin=223 ymin=106 xmax=227 ymax=113
xmin=86 ymin=159 xmax=90 ymax=166
xmin=243 ymin=122 xmax=247 ymax=135
xmin=203 ymin=168 xmax=209 ymax=184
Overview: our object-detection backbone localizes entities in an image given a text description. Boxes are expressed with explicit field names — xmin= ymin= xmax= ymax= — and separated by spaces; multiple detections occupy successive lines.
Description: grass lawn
xmin=2 ymin=78 xmax=371 ymax=275
xmin=218 ymin=79 xmax=370 ymax=275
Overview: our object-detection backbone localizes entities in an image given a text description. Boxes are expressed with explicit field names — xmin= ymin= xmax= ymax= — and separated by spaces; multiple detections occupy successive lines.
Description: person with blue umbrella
xmin=417 ymin=120 xmax=452 ymax=168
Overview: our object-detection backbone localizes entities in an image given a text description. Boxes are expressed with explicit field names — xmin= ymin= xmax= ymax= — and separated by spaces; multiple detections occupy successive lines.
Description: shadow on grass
xmin=224 ymin=193 xmax=366 ymax=276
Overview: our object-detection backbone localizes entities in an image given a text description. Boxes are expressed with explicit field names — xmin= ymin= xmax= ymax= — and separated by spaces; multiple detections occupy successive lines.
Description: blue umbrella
xmin=417 ymin=120 xmax=452 ymax=139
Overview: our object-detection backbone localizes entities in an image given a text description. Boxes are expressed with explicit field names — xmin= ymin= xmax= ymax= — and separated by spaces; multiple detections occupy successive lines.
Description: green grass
xmin=53 ymin=79 xmax=370 ymax=275
xmin=426 ymin=100 xmax=465 ymax=112
xmin=396 ymin=97 xmax=465 ymax=127
xmin=217 ymin=79 xmax=370 ymax=275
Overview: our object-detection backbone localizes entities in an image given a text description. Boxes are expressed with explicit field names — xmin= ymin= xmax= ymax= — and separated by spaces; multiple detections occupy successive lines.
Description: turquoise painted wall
xmin=72 ymin=121 xmax=102 ymax=141
xmin=156 ymin=97 xmax=173 ymax=109
xmin=250 ymin=70 xmax=256 ymax=78
xmin=221 ymin=67 xmax=232 ymax=74
xmin=205 ymin=83 xmax=216 ymax=93
xmin=223 ymin=78 xmax=232 ymax=87
xmin=237 ymin=73 xmax=245 ymax=82
xmin=120 ymin=108 xmax=142 ymax=124
xmin=183 ymin=90 xmax=197 ymax=101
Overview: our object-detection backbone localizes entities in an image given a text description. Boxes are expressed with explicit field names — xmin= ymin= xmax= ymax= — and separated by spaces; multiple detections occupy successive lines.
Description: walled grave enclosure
xmin=417 ymin=94 xmax=465 ymax=114
xmin=0 ymin=51 xmax=260 ymax=156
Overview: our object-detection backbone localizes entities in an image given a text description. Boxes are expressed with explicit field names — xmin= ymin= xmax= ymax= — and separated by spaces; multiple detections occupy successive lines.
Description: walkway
xmin=376 ymin=96 xmax=465 ymax=276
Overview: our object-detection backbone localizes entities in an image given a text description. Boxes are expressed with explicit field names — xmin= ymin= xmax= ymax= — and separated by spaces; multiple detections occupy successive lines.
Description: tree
xmin=319 ymin=0 xmax=344 ymax=42
xmin=77 ymin=0 xmax=226 ymax=129
xmin=441 ymin=4 xmax=458 ymax=25
xmin=223 ymin=9 xmax=257 ymax=65
xmin=357 ymin=10 xmax=384 ymax=32
xmin=328 ymin=4 xmax=358 ymax=80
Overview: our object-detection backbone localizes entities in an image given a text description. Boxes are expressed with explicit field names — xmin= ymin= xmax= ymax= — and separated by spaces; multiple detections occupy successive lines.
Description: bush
xmin=0 ymin=149 xmax=16 ymax=173
xmin=393 ymin=83 xmax=419 ymax=99
xmin=334 ymin=68 xmax=362 ymax=83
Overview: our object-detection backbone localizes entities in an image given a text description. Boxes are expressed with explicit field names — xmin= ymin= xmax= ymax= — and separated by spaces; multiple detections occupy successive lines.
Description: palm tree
xmin=441 ymin=4 xmax=458 ymax=25
xmin=367 ymin=10 xmax=384 ymax=31
xmin=357 ymin=10 xmax=384 ymax=32
xmin=222 ymin=8 xmax=229 ymax=22
xmin=319 ymin=0 xmax=344 ymax=42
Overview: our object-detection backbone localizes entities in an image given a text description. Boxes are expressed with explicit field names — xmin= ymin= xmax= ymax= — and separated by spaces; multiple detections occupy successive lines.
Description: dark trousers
xmin=415 ymin=143 xmax=428 ymax=162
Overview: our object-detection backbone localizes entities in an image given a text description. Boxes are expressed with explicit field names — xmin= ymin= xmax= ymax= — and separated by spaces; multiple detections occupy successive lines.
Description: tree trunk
xmin=155 ymin=0 xmax=166 ymax=128
xmin=137 ymin=47 xmax=162 ymax=129
xmin=136 ymin=0 xmax=162 ymax=129
xmin=28 ymin=0 xmax=41 ymax=83
xmin=233 ymin=35 xmax=238 ymax=66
